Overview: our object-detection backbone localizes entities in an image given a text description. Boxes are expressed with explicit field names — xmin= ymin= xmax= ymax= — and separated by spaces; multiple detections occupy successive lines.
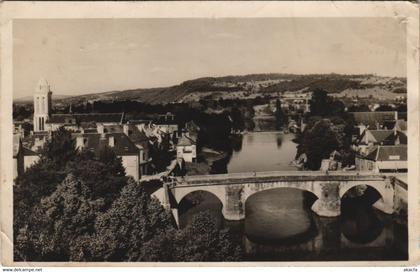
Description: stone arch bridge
xmin=152 ymin=171 xmax=396 ymax=224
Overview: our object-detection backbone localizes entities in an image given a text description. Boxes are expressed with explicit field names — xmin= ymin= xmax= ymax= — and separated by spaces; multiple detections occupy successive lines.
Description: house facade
xmin=176 ymin=135 xmax=197 ymax=163
xmin=355 ymin=145 xmax=407 ymax=173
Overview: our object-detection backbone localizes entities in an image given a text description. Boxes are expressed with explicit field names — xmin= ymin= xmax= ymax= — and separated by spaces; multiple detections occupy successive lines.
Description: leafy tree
xmin=15 ymin=174 xmax=103 ymax=261
xmin=41 ymin=127 xmax=77 ymax=169
xmin=14 ymin=159 xmax=66 ymax=233
xmin=173 ymin=211 xmax=242 ymax=261
xmin=347 ymin=104 xmax=370 ymax=112
xmin=275 ymin=98 xmax=286 ymax=129
xmin=309 ymin=89 xmax=330 ymax=117
xmin=98 ymin=145 xmax=126 ymax=177
xmin=301 ymin=119 xmax=339 ymax=170
xmin=91 ymin=179 xmax=175 ymax=261
xmin=66 ymin=149 xmax=127 ymax=209
xmin=230 ymin=107 xmax=245 ymax=132
xmin=309 ymin=88 xmax=345 ymax=118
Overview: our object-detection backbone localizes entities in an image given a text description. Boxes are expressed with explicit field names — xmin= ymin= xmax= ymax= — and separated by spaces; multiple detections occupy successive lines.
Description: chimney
xmin=123 ymin=124 xmax=129 ymax=136
xmin=76 ymin=136 xmax=85 ymax=150
xmin=108 ymin=136 xmax=115 ymax=147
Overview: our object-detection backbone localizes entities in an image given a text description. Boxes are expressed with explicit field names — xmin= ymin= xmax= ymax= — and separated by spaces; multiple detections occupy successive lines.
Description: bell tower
xmin=33 ymin=78 xmax=52 ymax=132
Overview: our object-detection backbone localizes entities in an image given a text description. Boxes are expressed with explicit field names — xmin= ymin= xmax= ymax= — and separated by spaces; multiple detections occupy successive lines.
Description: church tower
xmin=33 ymin=78 xmax=52 ymax=132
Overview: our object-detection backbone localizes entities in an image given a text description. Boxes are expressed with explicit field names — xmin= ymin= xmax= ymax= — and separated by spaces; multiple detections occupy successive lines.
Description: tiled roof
xmin=376 ymin=145 xmax=407 ymax=161
xmin=47 ymin=113 xmax=124 ymax=124
xmin=350 ymin=111 xmax=397 ymax=128
xmin=125 ymin=124 xmax=148 ymax=145
xmin=73 ymin=132 xmax=139 ymax=156
xmin=364 ymin=145 xmax=407 ymax=161
xmin=368 ymin=130 xmax=394 ymax=143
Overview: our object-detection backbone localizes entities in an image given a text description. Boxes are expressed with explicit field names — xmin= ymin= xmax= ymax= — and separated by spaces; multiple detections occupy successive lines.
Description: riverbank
xmin=186 ymin=147 xmax=229 ymax=175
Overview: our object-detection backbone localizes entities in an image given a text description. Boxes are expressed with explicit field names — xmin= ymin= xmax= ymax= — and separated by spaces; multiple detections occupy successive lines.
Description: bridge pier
xmin=372 ymin=179 xmax=395 ymax=214
xmin=222 ymin=185 xmax=245 ymax=220
xmin=311 ymin=183 xmax=341 ymax=217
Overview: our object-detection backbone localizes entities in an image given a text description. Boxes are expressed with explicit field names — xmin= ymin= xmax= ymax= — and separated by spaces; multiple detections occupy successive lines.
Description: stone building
xmin=355 ymin=145 xmax=407 ymax=173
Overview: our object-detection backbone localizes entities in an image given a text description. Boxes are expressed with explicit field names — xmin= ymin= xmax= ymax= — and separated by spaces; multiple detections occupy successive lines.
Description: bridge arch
xmin=339 ymin=180 xmax=388 ymax=200
xmin=172 ymin=186 xmax=226 ymax=209
xmin=244 ymin=187 xmax=319 ymax=214
xmin=240 ymin=181 xmax=323 ymax=205
xmin=339 ymin=179 xmax=394 ymax=214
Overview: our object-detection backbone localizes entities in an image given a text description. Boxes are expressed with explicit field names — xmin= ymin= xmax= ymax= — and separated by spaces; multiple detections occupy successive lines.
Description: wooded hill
xmin=34 ymin=73 xmax=407 ymax=104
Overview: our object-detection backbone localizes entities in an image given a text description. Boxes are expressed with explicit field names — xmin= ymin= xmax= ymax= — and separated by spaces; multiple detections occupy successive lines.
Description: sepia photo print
xmin=1 ymin=2 xmax=419 ymax=266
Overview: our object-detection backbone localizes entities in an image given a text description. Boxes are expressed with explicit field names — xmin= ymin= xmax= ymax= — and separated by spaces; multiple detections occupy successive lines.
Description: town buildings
xmin=13 ymin=79 xmax=197 ymax=180
xmin=351 ymin=111 xmax=408 ymax=173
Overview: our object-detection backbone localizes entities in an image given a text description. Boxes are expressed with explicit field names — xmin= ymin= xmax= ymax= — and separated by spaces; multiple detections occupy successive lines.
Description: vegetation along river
xmin=178 ymin=131 xmax=408 ymax=261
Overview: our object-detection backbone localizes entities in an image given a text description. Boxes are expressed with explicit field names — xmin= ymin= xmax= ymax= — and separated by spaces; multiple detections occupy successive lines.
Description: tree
xmin=347 ymin=104 xmax=370 ymax=112
xmin=98 ymin=145 xmax=126 ymax=177
xmin=309 ymin=89 xmax=345 ymax=118
xmin=14 ymin=159 xmax=66 ymax=234
xmin=15 ymin=174 xmax=103 ymax=261
xmin=172 ymin=211 xmax=242 ymax=261
xmin=41 ymin=127 xmax=77 ymax=169
xmin=91 ymin=179 xmax=175 ymax=261
xmin=302 ymin=119 xmax=339 ymax=170
xmin=309 ymin=89 xmax=330 ymax=117
xmin=275 ymin=98 xmax=286 ymax=129
xmin=66 ymin=150 xmax=127 ymax=209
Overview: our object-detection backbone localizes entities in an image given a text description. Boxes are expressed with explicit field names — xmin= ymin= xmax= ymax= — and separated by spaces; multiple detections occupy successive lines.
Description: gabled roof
xmin=47 ymin=113 xmax=124 ymax=124
xmin=350 ymin=111 xmax=397 ymax=128
xmin=364 ymin=145 xmax=407 ymax=162
xmin=368 ymin=130 xmax=394 ymax=143
xmin=359 ymin=129 xmax=407 ymax=146
xmin=177 ymin=135 xmax=196 ymax=146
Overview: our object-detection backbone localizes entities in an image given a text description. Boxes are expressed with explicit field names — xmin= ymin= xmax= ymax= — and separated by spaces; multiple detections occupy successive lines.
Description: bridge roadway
xmin=153 ymin=171 xmax=397 ymax=225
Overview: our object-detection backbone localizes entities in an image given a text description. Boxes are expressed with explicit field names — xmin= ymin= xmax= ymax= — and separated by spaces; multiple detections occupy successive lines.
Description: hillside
xmin=51 ymin=73 xmax=406 ymax=105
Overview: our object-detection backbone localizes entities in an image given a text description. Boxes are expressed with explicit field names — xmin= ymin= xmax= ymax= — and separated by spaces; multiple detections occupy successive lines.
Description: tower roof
xmin=35 ymin=78 xmax=51 ymax=94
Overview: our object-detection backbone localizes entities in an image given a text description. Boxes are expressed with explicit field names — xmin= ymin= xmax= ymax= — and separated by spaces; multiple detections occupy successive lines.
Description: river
xmin=179 ymin=131 xmax=408 ymax=261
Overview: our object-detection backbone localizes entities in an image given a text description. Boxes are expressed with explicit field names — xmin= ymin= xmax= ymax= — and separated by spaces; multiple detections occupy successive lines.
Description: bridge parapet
xmin=171 ymin=171 xmax=388 ymax=187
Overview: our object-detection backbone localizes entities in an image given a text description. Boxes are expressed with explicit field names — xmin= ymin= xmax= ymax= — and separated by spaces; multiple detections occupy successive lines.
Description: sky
xmin=13 ymin=18 xmax=406 ymax=98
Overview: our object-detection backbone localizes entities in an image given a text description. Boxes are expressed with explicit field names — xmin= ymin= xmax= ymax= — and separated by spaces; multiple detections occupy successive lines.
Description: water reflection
xmin=245 ymin=189 xmax=317 ymax=244
xmin=213 ymin=132 xmax=298 ymax=173
xmin=276 ymin=134 xmax=283 ymax=148
xmin=184 ymin=131 xmax=407 ymax=260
